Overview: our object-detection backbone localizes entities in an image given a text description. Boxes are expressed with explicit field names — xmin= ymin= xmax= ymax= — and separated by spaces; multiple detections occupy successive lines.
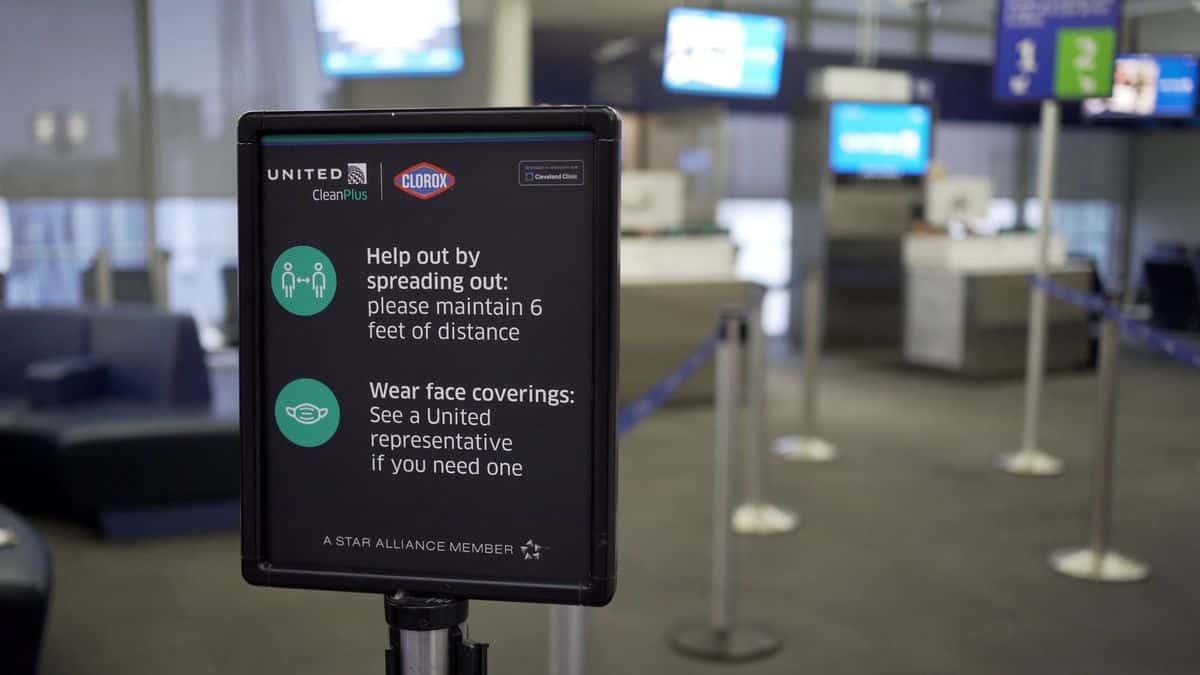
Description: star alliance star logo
xmin=521 ymin=539 xmax=546 ymax=561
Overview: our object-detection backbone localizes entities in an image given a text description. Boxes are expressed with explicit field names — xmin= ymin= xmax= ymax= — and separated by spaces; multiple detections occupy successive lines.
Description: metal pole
xmin=549 ymin=605 xmax=588 ymax=675
xmin=488 ymin=0 xmax=532 ymax=107
xmin=1090 ymin=315 xmax=1119 ymax=561
xmin=732 ymin=289 xmax=798 ymax=535
xmin=134 ymin=0 xmax=166 ymax=308
xmin=1048 ymin=311 xmax=1149 ymax=582
xmin=710 ymin=313 xmax=739 ymax=632
xmin=775 ymin=264 xmax=838 ymax=462
xmin=667 ymin=311 xmax=780 ymax=662
xmin=95 ymin=247 xmax=115 ymax=307
xmin=746 ymin=298 xmax=767 ymax=507
xmin=385 ymin=595 xmax=486 ymax=675
xmin=997 ymin=99 xmax=1064 ymax=477
xmin=855 ymin=0 xmax=880 ymax=68
xmin=802 ymin=266 xmax=821 ymax=440
xmin=398 ymin=630 xmax=451 ymax=675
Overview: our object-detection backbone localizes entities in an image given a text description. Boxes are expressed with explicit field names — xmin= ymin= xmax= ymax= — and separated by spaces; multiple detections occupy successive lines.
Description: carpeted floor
xmin=33 ymin=348 xmax=1200 ymax=675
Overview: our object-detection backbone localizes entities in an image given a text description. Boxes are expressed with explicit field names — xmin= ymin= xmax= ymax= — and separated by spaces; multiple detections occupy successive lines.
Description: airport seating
xmin=1191 ymin=247 xmax=1200 ymax=293
xmin=1144 ymin=260 xmax=1200 ymax=332
xmin=81 ymin=263 xmax=155 ymax=305
xmin=0 ymin=310 xmax=92 ymax=512
xmin=0 ymin=308 xmax=238 ymax=532
xmin=0 ymin=503 xmax=51 ymax=675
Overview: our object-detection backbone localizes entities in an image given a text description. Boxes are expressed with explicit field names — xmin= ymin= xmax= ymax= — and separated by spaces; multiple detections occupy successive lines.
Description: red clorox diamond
xmin=393 ymin=162 xmax=456 ymax=200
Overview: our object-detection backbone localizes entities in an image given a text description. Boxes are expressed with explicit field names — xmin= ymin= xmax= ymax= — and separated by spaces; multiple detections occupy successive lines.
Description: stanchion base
xmin=732 ymin=503 xmax=798 ymax=535
xmin=1049 ymin=547 xmax=1150 ymax=583
xmin=667 ymin=623 xmax=781 ymax=662
xmin=773 ymin=435 xmax=839 ymax=463
xmin=995 ymin=449 xmax=1063 ymax=476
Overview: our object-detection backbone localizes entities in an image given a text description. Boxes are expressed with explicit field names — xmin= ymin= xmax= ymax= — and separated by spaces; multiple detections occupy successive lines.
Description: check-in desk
xmin=903 ymin=235 xmax=1093 ymax=376
xmin=619 ymin=235 xmax=754 ymax=406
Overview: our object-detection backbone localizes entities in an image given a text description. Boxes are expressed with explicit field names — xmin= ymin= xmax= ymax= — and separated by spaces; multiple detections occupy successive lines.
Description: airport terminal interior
xmin=2 ymin=1 xmax=1200 ymax=674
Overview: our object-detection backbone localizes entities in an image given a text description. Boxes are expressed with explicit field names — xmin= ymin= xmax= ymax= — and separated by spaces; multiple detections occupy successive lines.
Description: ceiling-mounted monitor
xmin=1082 ymin=53 xmax=1198 ymax=119
xmin=314 ymin=0 xmax=464 ymax=77
xmin=828 ymin=102 xmax=932 ymax=181
xmin=661 ymin=7 xmax=787 ymax=99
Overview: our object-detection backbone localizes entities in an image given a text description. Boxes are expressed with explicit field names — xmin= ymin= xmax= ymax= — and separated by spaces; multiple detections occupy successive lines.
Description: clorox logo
xmin=393 ymin=162 xmax=456 ymax=199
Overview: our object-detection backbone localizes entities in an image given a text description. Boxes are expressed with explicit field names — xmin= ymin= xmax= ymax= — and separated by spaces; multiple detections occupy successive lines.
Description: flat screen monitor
xmin=1082 ymin=53 xmax=1198 ymax=119
xmin=661 ymin=8 xmax=787 ymax=98
xmin=828 ymin=102 xmax=932 ymax=179
xmin=925 ymin=176 xmax=992 ymax=227
xmin=314 ymin=0 xmax=464 ymax=77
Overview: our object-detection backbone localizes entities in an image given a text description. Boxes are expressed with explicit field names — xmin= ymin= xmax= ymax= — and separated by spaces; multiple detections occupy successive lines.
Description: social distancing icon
xmin=272 ymin=245 xmax=337 ymax=316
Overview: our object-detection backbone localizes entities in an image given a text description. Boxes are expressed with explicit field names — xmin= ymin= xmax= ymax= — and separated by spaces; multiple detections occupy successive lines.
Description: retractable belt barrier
xmin=1029 ymin=276 xmax=1200 ymax=372
xmin=616 ymin=331 xmax=721 ymax=437
xmin=549 ymin=328 xmax=720 ymax=675
xmin=1029 ymin=274 xmax=1156 ymax=583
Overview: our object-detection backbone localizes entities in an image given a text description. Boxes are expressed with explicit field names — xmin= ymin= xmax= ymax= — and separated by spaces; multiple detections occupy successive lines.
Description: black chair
xmin=0 ymin=310 xmax=91 ymax=512
xmin=81 ymin=263 xmax=154 ymax=305
xmin=0 ymin=504 xmax=51 ymax=675
xmin=1144 ymin=260 xmax=1200 ymax=331
xmin=0 ymin=308 xmax=238 ymax=531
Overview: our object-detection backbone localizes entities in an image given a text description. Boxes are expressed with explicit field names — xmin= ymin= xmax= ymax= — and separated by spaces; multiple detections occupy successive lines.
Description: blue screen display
xmin=662 ymin=8 xmax=787 ymax=98
xmin=828 ymin=103 xmax=932 ymax=178
xmin=1083 ymin=53 xmax=1198 ymax=118
xmin=314 ymin=0 xmax=464 ymax=77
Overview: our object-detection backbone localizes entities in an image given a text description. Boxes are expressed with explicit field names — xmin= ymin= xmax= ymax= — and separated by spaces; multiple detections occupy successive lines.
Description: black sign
xmin=238 ymin=107 xmax=619 ymax=605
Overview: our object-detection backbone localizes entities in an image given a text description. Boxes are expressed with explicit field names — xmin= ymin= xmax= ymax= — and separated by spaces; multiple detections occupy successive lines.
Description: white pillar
xmin=488 ymin=0 xmax=532 ymax=107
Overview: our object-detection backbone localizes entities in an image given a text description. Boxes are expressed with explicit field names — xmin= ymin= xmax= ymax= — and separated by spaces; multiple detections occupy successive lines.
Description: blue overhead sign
xmin=992 ymin=0 xmax=1121 ymax=102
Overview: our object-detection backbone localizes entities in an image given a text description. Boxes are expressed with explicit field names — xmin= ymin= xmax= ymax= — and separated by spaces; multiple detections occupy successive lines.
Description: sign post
xmin=238 ymin=107 xmax=620 ymax=671
xmin=991 ymin=0 xmax=1121 ymax=477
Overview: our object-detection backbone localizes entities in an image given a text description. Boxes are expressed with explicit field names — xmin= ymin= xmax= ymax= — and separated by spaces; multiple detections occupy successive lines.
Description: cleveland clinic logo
xmin=393 ymin=162 xmax=456 ymax=200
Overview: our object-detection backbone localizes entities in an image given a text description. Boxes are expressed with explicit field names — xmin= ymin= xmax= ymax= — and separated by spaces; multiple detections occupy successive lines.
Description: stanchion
xmin=549 ymin=604 xmax=588 ymax=675
xmin=997 ymin=99 xmax=1064 ymax=477
xmin=775 ymin=264 xmax=838 ymax=462
xmin=733 ymin=291 xmax=798 ymax=535
xmin=384 ymin=594 xmax=487 ymax=675
xmin=1048 ymin=310 xmax=1149 ymax=583
xmin=668 ymin=310 xmax=781 ymax=662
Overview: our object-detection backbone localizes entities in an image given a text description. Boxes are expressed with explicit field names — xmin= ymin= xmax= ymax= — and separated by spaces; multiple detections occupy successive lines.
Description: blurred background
xmin=1 ymin=1 xmax=1199 ymax=674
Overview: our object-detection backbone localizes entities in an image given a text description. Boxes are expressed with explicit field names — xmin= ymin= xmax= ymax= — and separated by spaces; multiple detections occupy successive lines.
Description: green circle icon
xmin=271 ymin=245 xmax=337 ymax=316
xmin=274 ymin=378 xmax=341 ymax=447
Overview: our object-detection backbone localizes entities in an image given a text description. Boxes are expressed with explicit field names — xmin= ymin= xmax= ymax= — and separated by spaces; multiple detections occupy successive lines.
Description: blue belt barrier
xmin=1029 ymin=275 xmax=1200 ymax=372
xmin=617 ymin=330 xmax=721 ymax=437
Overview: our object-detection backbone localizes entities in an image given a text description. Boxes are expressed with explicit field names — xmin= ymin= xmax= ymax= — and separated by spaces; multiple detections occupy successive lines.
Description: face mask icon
xmin=285 ymin=402 xmax=329 ymax=425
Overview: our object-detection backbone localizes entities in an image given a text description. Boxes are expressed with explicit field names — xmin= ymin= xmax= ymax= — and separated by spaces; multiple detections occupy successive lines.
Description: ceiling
xmin=521 ymin=0 xmax=1199 ymax=31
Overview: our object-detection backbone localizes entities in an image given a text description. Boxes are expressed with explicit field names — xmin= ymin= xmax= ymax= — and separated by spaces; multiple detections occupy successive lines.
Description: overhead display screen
xmin=238 ymin=108 xmax=619 ymax=605
xmin=661 ymin=7 xmax=787 ymax=98
xmin=1082 ymin=53 xmax=1199 ymax=119
xmin=314 ymin=0 xmax=464 ymax=77
xmin=828 ymin=102 xmax=932 ymax=179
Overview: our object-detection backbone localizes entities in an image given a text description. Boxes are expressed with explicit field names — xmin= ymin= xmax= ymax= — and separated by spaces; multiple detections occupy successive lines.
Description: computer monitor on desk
xmin=925 ymin=176 xmax=992 ymax=235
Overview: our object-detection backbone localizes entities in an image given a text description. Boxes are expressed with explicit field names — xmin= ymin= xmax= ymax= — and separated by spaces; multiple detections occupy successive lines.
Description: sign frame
xmin=237 ymin=106 xmax=620 ymax=606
